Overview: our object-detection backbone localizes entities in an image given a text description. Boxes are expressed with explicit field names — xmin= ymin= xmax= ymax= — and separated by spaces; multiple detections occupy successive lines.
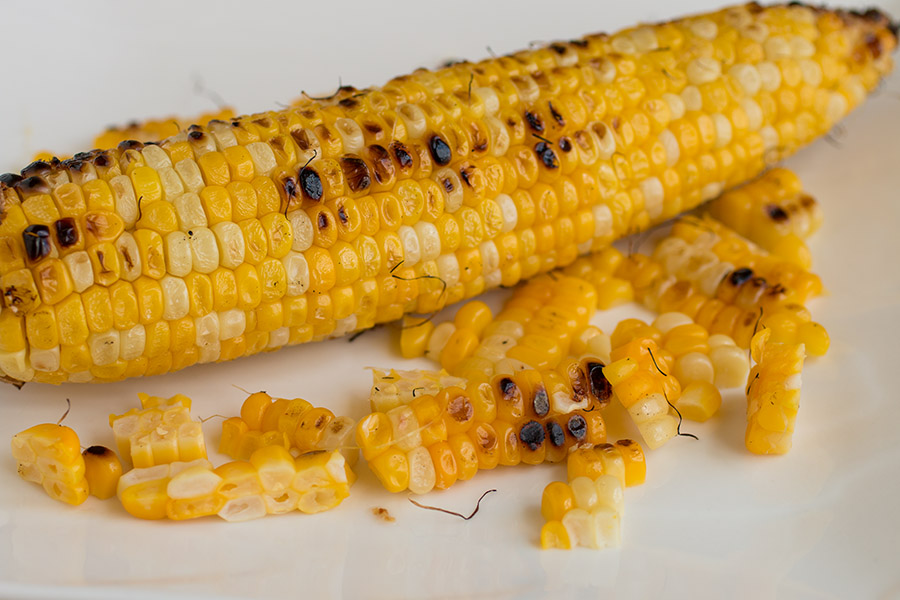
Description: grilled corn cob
xmin=707 ymin=167 xmax=821 ymax=267
xmin=93 ymin=109 xmax=237 ymax=151
xmin=0 ymin=4 xmax=893 ymax=384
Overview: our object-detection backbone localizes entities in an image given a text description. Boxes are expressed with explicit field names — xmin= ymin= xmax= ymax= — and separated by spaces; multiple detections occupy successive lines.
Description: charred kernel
xmin=519 ymin=420 xmax=545 ymax=450
xmin=73 ymin=151 xmax=94 ymax=161
xmin=499 ymin=377 xmax=518 ymax=400
xmin=390 ymin=142 xmax=413 ymax=169
xmin=63 ymin=159 xmax=85 ymax=172
xmin=340 ymin=156 xmax=372 ymax=192
xmin=546 ymin=421 xmax=566 ymax=447
xmin=567 ymin=414 xmax=587 ymax=440
xmin=54 ymin=218 xmax=79 ymax=247
xmin=16 ymin=176 xmax=50 ymax=195
xmin=428 ymin=135 xmax=452 ymax=166
xmin=317 ymin=211 xmax=330 ymax=230
xmin=283 ymin=176 xmax=299 ymax=199
xmin=298 ymin=167 xmax=323 ymax=201
xmin=440 ymin=176 xmax=455 ymax=194
xmin=533 ymin=385 xmax=550 ymax=417
xmin=93 ymin=154 xmax=110 ymax=168
xmin=587 ymin=362 xmax=612 ymax=404
xmin=337 ymin=205 xmax=349 ymax=224
xmin=188 ymin=130 xmax=204 ymax=141
xmin=0 ymin=173 xmax=22 ymax=186
xmin=21 ymin=160 xmax=50 ymax=177
xmin=363 ymin=121 xmax=382 ymax=135
xmin=729 ymin=267 xmax=754 ymax=286
xmin=23 ymin=224 xmax=51 ymax=261
xmin=765 ymin=204 xmax=789 ymax=222
xmin=460 ymin=165 xmax=474 ymax=187
xmin=338 ymin=97 xmax=359 ymax=109
xmin=549 ymin=102 xmax=565 ymax=127
xmin=558 ymin=137 xmax=573 ymax=152
xmin=448 ymin=394 xmax=474 ymax=423
xmin=549 ymin=43 xmax=567 ymax=55
xmin=117 ymin=139 xmax=144 ymax=151
xmin=534 ymin=142 xmax=559 ymax=169
xmin=368 ymin=145 xmax=394 ymax=184
xmin=525 ymin=111 xmax=544 ymax=133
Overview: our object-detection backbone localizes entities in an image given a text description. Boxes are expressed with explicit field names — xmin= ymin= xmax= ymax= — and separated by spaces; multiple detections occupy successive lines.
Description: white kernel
xmin=658 ymin=129 xmax=680 ymax=167
xmin=690 ymin=19 xmax=718 ymax=40
xmin=174 ymin=159 xmax=205 ymax=193
xmin=160 ymin=275 xmax=190 ymax=320
xmin=611 ymin=36 xmax=636 ymax=54
xmin=30 ymin=346 xmax=60 ymax=372
xmin=741 ymin=22 xmax=769 ymax=44
xmin=334 ymin=118 xmax=364 ymax=154
xmin=740 ymin=98 xmax=764 ymax=130
xmin=282 ymin=252 xmax=310 ymax=296
xmin=681 ymin=85 xmax=702 ymax=112
xmin=640 ymin=177 xmax=664 ymax=220
xmin=245 ymin=142 xmax=277 ymax=177
xmin=89 ymin=330 xmax=119 ymax=367
xmin=174 ymin=192 xmax=208 ymax=231
xmin=687 ymin=58 xmax=721 ymax=86
xmin=120 ymin=325 xmax=146 ymax=360
xmin=662 ymin=93 xmax=686 ymax=120
xmin=218 ymin=309 xmax=246 ymax=341
xmin=212 ymin=222 xmax=246 ymax=269
xmin=652 ymin=312 xmax=693 ymax=334
xmin=189 ymin=227 xmax=219 ymax=274
xmin=414 ymin=221 xmax=441 ymax=261
xmin=757 ymin=61 xmax=782 ymax=92
xmin=109 ymin=175 xmax=138 ymax=228
xmin=495 ymin=193 xmax=518 ymax=233
xmin=398 ymin=225 xmax=420 ymax=267
xmin=592 ymin=204 xmax=613 ymax=240
xmin=630 ymin=27 xmax=659 ymax=52
xmin=790 ymin=35 xmax=816 ymax=59
xmin=729 ymin=63 xmax=762 ymax=96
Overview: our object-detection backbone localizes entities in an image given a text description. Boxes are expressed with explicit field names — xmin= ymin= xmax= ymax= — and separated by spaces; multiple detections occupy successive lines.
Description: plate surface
xmin=1 ymin=1 xmax=899 ymax=598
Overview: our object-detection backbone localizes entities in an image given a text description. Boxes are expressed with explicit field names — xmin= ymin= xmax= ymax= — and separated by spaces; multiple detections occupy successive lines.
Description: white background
xmin=1 ymin=1 xmax=899 ymax=598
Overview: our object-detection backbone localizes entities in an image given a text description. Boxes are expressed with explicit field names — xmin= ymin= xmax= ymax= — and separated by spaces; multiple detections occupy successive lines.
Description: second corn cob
xmin=0 ymin=3 xmax=893 ymax=385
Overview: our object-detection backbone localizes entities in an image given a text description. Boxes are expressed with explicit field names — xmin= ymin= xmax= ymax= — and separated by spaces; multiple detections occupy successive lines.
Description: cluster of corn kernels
xmin=109 ymin=393 xmax=207 ymax=468
xmin=613 ymin=219 xmax=829 ymax=354
xmin=707 ymin=167 xmax=822 ymax=268
xmin=218 ymin=391 xmax=357 ymax=465
xmin=369 ymin=367 xmax=466 ymax=412
xmin=2 ymin=3 xmax=892 ymax=385
xmin=540 ymin=441 xmax=644 ymax=549
xmin=745 ymin=329 xmax=806 ymax=455
xmin=11 ymin=421 xmax=124 ymax=505
xmin=357 ymin=359 xmax=609 ymax=493
xmin=116 ymin=447 xmax=353 ymax=521
xmin=561 ymin=247 xmax=635 ymax=309
xmin=419 ymin=275 xmax=599 ymax=380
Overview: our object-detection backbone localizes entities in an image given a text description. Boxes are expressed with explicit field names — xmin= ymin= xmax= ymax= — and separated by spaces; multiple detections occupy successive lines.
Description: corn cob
xmin=116 ymin=448 xmax=353 ymax=520
xmin=218 ymin=390 xmax=358 ymax=465
xmin=357 ymin=361 xmax=610 ymax=493
xmin=81 ymin=445 xmax=123 ymax=500
xmin=540 ymin=440 xmax=643 ymax=550
xmin=616 ymin=223 xmax=830 ymax=354
xmin=109 ymin=393 xmax=207 ymax=468
xmin=0 ymin=4 xmax=893 ymax=385
xmin=707 ymin=167 xmax=821 ymax=267
xmin=11 ymin=423 xmax=89 ymax=505
xmin=745 ymin=328 xmax=805 ymax=454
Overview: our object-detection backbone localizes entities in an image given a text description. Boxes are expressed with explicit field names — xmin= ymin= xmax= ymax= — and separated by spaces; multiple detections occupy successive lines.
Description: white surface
xmin=1 ymin=1 xmax=900 ymax=599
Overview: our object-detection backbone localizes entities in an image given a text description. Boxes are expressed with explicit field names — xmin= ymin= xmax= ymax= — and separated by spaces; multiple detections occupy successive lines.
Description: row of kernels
xmin=109 ymin=396 xmax=207 ymax=468
xmin=368 ymin=368 xmax=467 ymax=412
xmin=116 ymin=449 xmax=353 ymax=521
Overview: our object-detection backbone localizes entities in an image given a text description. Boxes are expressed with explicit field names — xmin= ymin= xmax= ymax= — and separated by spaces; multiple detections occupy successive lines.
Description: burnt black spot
xmin=23 ymin=224 xmax=51 ymax=261
xmin=765 ymin=204 xmax=789 ymax=222
xmin=532 ymin=385 xmax=550 ymax=416
xmin=290 ymin=129 xmax=314 ymax=151
xmin=428 ymin=135 xmax=452 ymax=166
xmin=558 ymin=137 xmax=572 ymax=152
xmin=93 ymin=154 xmax=110 ymax=168
xmin=339 ymin=97 xmax=359 ymax=109
xmin=187 ymin=131 xmax=204 ymax=141
xmin=546 ymin=422 xmax=566 ymax=447
xmin=84 ymin=445 xmax=112 ymax=456
xmin=441 ymin=177 xmax=454 ymax=194
xmin=73 ymin=151 xmax=94 ymax=161
xmin=567 ymin=414 xmax=587 ymax=440
xmin=317 ymin=211 xmax=329 ymax=230
xmin=549 ymin=102 xmax=565 ymax=127
xmin=587 ymin=362 xmax=612 ymax=404
xmin=570 ymin=39 xmax=588 ymax=48
xmin=729 ymin=267 xmax=754 ymax=286
xmin=499 ymin=377 xmax=518 ymax=400
xmin=117 ymin=139 xmax=144 ymax=151
xmin=519 ymin=420 xmax=545 ymax=450
xmin=337 ymin=205 xmax=349 ymax=224
xmin=16 ymin=176 xmax=50 ymax=195
xmin=534 ymin=142 xmax=559 ymax=169
xmin=298 ymin=167 xmax=323 ymax=201
xmin=62 ymin=159 xmax=85 ymax=172
xmin=340 ymin=156 xmax=371 ymax=192
xmin=549 ymin=43 xmax=567 ymax=55
xmin=54 ymin=218 xmax=78 ymax=247
xmin=390 ymin=142 xmax=413 ymax=170
xmin=525 ymin=111 xmax=544 ymax=133
xmin=0 ymin=173 xmax=22 ymax=186
xmin=363 ymin=122 xmax=382 ymax=135
xmin=367 ymin=145 xmax=394 ymax=184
